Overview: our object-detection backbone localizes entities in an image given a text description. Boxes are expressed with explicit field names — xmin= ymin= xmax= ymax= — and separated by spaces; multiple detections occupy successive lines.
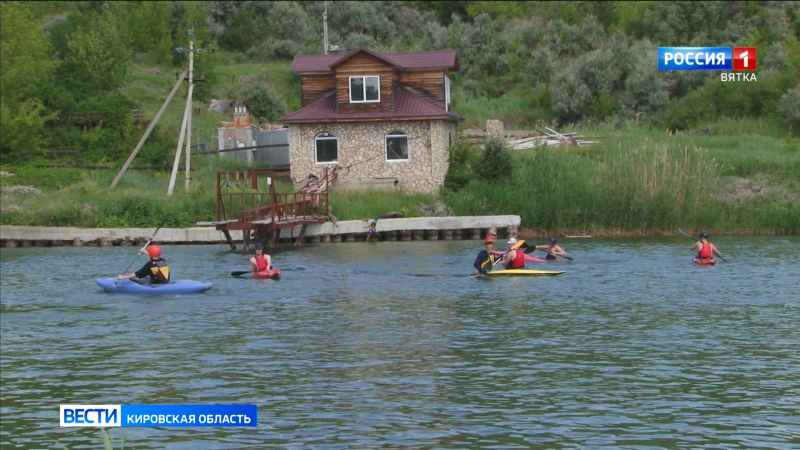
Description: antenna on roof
xmin=323 ymin=1 xmax=329 ymax=55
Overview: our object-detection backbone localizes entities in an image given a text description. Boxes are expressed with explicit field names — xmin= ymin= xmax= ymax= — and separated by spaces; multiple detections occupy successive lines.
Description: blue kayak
xmin=96 ymin=278 xmax=213 ymax=295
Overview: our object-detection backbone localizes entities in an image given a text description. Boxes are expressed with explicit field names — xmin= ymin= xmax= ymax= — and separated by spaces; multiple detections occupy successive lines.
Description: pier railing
xmin=215 ymin=168 xmax=331 ymax=225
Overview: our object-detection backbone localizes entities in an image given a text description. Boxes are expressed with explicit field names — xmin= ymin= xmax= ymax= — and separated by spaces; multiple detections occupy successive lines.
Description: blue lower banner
xmin=60 ymin=404 xmax=258 ymax=427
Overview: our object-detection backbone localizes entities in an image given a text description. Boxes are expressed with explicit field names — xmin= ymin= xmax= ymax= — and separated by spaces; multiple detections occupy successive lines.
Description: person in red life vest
xmin=689 ymin=231 xmax=724 ymax=263
xmin=249 ymin=243 xmax=272 ymax=272
xmin=118 ymin=244 xmax=170 ymax=284
xmin=500 ymin=237 xmax=526 ymax=269
xmin=473 ymin=235 xmax=498 ymax=274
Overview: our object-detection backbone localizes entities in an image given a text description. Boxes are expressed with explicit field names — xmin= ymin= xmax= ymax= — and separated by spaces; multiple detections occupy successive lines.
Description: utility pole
xmin=184 ymin=40 xmax=194 ymax=190
xmin=168 ymin=36 xmax=199 ymax=195
xmin=323 ymin=1 xmax=329 ymax=55
xmin=110 ymin=70 xmax=186 ymax=189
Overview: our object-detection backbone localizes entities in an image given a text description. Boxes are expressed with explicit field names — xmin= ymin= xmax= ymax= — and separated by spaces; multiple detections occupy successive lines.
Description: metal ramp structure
xmin=199 ymin=167 xmax=338 ymax=249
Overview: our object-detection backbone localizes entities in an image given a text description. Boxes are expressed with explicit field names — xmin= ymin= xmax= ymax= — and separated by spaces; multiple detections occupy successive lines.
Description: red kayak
xmin=692 ymin=257 xmax=716 ymax=266
xmin=253 ymin=269 xmax=281 ymax=280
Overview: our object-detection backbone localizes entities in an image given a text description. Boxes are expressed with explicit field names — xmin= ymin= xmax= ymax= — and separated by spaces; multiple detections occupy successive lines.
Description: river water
xmin=1 ymin=237 xmax=798 ymax=448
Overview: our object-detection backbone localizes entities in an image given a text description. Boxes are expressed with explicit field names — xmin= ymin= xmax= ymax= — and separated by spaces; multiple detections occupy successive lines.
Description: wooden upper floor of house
xmin=288 ymin=49 xmax=459 ymax=118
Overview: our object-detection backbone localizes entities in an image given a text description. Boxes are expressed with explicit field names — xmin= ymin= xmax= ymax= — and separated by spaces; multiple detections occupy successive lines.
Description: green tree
xmin=0 ymin=2 xmax=58 ymax=162
xmin=121 ymin=1 xmax=173 ymax=65
xmin=777 ymin=86 xmax=800 ymax=133
xmin=243 ymin=83 xmax=287 ymax=123
xmin=621 ymin=48 xmax=669 ymax=124
xmin=476 ymin=137 xmax=513 ymax=183
xmin=552 ymin=71 xmax=592 ymax=125
xmin=60 ymin=4 xmax=132 ymax=97
xmin=443 ymin=137 xmax=479 ymax=191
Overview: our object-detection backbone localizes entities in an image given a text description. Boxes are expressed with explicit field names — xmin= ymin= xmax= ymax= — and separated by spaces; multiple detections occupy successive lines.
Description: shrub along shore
xmin=1 ymin=122 xmax=798 ymax=237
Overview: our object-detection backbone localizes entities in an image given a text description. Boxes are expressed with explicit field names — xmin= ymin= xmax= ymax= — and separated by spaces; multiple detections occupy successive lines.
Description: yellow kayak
xmin=485 ymin=269 xmax=565 ymax=277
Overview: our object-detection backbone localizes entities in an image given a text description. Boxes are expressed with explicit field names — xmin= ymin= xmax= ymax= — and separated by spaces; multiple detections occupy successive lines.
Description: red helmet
xmin=147 ymin=245 xmax=162 ymax=258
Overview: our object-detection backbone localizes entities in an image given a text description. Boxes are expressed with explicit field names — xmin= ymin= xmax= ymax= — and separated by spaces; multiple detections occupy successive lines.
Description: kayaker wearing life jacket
xmin=501 ymin=237 xmax=526 ymax=269
xmin=690 ymin=231 xmax=723 ymax=263
xmin=473 ymin=235 xmax=497 ymax=274
xmin=249 ymin=243 xmax=272 ymax=272
xmin=118 ymin=244 xmax=170 ymax=284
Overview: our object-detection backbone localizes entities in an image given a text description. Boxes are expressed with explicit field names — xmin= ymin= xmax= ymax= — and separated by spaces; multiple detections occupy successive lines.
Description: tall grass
xmin=329 ymin=191 xmax=436 ymax=221
xmin=443 ymin=125 xmax=800 ymax=235
xmin=0 ymin=158 xmax=245 ymax=228
xmin=2 ymin=121 xmax=797 ymax=234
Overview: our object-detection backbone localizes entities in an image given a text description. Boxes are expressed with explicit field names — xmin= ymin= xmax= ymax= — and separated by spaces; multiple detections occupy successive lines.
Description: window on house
xmin=350 ymin=76 xmax=380 ymax=103
xmin=444 ymin=75 xmax=451 ymax=112
xmin=386 ymin=131 xmax=408 ymax=161
xmin=315 ymin=132 xmax=338 ymax=163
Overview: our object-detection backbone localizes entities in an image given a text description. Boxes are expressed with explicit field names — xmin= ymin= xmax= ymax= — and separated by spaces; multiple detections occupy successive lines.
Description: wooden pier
xmin=201 ymin=168 xmax=337 ymax=249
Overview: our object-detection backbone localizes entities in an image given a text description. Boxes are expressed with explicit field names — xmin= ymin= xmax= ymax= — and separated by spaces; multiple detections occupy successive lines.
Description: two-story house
xmin=283 ymin=48 xmax=462 ymax=193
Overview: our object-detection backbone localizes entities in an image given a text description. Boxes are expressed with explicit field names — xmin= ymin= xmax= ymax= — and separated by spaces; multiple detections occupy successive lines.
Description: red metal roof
xmin=292 ymin=49 xmax=458 ymax=73
xmin=283 ymin=87 xmax=462 ymax=123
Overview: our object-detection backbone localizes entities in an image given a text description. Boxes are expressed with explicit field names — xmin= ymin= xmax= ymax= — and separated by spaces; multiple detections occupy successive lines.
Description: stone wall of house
xmin=288 ymin=120 xmax=457 ymax=193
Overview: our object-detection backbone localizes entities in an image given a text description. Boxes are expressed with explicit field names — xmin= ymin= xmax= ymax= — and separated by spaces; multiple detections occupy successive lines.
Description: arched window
xmin=315 ymin=132 xmax=338 ymax=163
xmin=386 ymin=131 xmax=408 ymax=161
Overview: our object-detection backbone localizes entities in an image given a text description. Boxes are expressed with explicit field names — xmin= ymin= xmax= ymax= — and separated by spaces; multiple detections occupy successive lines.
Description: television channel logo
xmin=658 ymin=47 xmax=757 ymax=71
xmin=60 ymin=405 xmax=121 ymax=427
xmin=60 ymin=404 xmax=258 ymax=428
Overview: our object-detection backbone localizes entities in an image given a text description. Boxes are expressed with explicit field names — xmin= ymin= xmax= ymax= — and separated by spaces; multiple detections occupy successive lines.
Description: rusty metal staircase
xmin=205 ymin=168 xmax=337 ymax=249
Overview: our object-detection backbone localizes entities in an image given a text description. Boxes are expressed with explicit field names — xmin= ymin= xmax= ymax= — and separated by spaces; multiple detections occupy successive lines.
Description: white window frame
xmin=385 ymin=130 xmax=409 ymax=162
xmin=315 ymin=132 xmax=338 ymax=164
xmin=444 ymin=75 xmax=451 ymax=111
xmin=349 ymin=76 xmax=380 ymax=103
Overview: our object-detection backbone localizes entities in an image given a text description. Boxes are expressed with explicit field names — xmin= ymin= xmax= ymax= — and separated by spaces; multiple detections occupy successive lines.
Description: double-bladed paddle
xmin=231 ymin=270 xmax=281 ymax=280
xmin=522 ymin=240 xmax=573 ymax=260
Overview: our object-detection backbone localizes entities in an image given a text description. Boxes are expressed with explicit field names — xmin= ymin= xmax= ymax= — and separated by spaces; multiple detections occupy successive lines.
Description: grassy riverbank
xmin=444 ymin=119 xmax=799 ymax=236
xmin=1 ymin=120 xmax=798 ymax=235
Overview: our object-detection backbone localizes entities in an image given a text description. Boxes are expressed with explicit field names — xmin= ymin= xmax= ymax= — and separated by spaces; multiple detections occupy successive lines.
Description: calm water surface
xmin=1 ymin=237 xmax=799 ymax=448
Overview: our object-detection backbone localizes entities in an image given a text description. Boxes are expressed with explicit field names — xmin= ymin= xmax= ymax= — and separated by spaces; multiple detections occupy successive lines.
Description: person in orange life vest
xmin=689 ymin=230 xmax=723 ymax=263
xmin=118 ymin=244 xmax=170 ymax=284
xmin=473 ymin=235 xmax=498 ymax=274
xmin=500 ymin=237 xmax=526 ymax=269
xmin=535 ymin=237 xmax=569 ymax=260
xmin=249 ymin=242 xmax=272 ymax=272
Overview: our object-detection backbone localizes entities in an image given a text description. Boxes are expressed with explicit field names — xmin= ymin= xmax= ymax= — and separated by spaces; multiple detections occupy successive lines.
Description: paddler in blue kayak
xmin=118 ymin=244 xmax=170 ymax=284
xmin=473 ymin=235 xmax=498 ymax=274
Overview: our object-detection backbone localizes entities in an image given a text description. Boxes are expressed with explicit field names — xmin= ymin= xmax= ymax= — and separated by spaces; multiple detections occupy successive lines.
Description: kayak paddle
xmin=231 ymin=271 xmax=252 ymax=277
xmin=522 ymin=240 xmax=573 ymax=260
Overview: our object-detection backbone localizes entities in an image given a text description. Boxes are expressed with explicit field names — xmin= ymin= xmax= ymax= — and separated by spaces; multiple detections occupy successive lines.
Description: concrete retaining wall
xmin=1 ymin=215 xmax=521 ymax=248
